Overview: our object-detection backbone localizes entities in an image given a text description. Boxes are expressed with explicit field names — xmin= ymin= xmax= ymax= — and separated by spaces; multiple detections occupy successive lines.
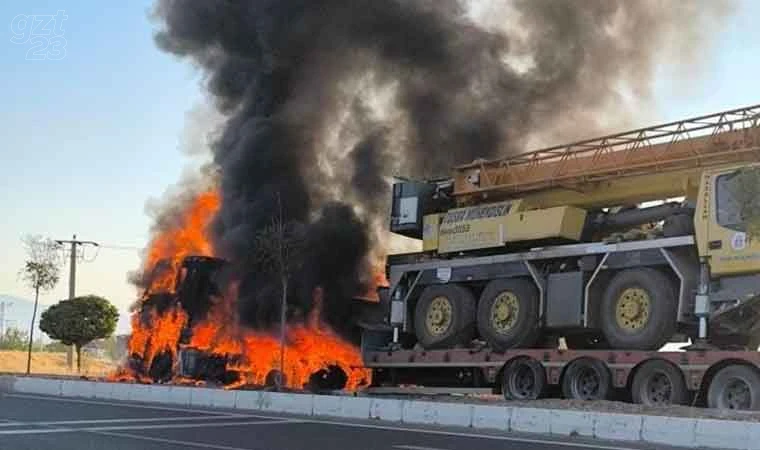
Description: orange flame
xmin=118 ymin=189 xmax=372 ymax=391
xmin=143 ymin=190 xmax=220 ymax=294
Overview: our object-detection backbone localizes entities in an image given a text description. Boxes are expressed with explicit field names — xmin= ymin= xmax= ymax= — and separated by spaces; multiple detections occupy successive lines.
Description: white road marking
xmin=0 ymin=415 xmax=240 ymax=427
xmin=7 ymin=393 xmax=644 ymax=450
xmin=394 ymin=445 xmax=449 ymax=450
xmin=6 ymin=393 xmax=243 ymax=416
xmin=92 ymin=430 xmax=255 ymax=450
xmin=86 ymin=419 xmax=298 ymax=432
xmin=0 ymin=419 xmax=297 ymax=435
xmin=305 ymin=419 xmax=643 ymax=450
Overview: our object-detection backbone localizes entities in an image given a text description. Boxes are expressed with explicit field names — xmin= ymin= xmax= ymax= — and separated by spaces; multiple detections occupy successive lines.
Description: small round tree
xmin=40 ymin=295 xmax=119 ymax=372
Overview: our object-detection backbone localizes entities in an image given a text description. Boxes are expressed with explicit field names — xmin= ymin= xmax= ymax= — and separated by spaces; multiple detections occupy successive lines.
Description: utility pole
xmin=0 ymin=301 xmax=11 ymax=338
xmin=54 ymin=235 xmax=98 ymax=369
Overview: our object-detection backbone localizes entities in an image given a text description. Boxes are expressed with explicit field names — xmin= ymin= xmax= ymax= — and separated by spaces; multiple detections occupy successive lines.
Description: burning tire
xmin=561 ymin=358 xmax=612 ymax=401
xmin=501 ymin=357 xmax=546 ymax=400
xmin=600 ymin=268 xmax=676 ymax=350
xmin=307 ymin=365 xmax=348 ymax=392
xmin=707 ymin=365 xmax=760 ymax=410
xmin=477 ymin=278 xmax=539 ymax=350
xmin=631 ymin=359 xmax=688 ymax=406
xmin=265 ymin=370 xmax=287 ymax=388
xmin=414 ymin=284 xmax=476 ymax=349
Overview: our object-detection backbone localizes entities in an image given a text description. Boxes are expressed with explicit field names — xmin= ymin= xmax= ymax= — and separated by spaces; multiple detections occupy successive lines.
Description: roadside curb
xmin=3 ymin=375 xmax=759 ymax=449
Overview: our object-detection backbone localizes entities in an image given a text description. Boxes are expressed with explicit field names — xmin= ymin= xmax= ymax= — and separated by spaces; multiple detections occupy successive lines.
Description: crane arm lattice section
xmin=454 ymin=104 xmax=760 ymax=198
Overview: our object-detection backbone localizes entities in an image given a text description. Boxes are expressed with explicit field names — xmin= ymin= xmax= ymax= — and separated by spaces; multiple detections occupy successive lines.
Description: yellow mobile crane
xmin=361 ymin=104 xmax=760 ymax=408
xmin=384 ymin=104 xmax=760 ymax=352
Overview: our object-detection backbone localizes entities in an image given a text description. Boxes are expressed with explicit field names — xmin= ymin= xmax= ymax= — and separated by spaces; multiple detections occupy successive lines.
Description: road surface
xmin=0 ymin=392 xmax=702 ymax=450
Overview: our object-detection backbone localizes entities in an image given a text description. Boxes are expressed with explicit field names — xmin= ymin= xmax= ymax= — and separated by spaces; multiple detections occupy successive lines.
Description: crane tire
xmin=477 ymin=278 xmax=539 ymax=351
xmin=600 ymin=268 xmax=676 ymax=350
xmin=414 ymin=284 xmax=476 ymax=349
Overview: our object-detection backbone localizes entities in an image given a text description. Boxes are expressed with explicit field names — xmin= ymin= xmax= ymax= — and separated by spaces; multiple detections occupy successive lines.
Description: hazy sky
xmin=2 ymin=1 xmax=759 ymax=334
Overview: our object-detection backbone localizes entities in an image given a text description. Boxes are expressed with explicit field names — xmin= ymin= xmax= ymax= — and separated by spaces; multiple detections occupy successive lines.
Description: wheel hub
xmin=426 ymin=296 xmax=453 ymax=336
xmin=491 ymin=291 xmax=519 ymax=334
xmin=646 ymin=372 xmax=673 ymax=405
xmin=511 ymin=365 xmax=536 ymax=398
xmin=723 ymin=378 xmax=752 ymax=410
xmin=615 ymin=288 xmax=651 ymax=331
xmin=572 ymin=367 xmax=601 ymax=400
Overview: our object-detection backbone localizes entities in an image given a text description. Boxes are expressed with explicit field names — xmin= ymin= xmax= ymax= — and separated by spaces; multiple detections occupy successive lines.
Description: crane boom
xmin=454 ymin=104 xmax=760 ymax=201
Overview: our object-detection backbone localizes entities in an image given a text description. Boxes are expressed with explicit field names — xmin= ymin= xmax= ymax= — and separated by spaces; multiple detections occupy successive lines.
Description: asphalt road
xmin=0 ymin=393 xmax=697 ymax=450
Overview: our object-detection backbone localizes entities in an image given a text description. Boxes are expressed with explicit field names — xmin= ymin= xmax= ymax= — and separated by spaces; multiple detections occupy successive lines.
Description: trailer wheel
xmin=707 ymin=365 xmax=760 ymax=410
xmin=477 ymin=278 xmax=539 ymax=350
xmin=562 ymin=358 xmax=612 ymax=401
xmin=502 ymin=357 xmax=546 ymax=400
xmin=414 ymin=284 xmax=476 ymax=349
xmin=631 ymin=360 xmax=688 ymax=406
xmin=600 ymin=268 xmax=676 ymax=350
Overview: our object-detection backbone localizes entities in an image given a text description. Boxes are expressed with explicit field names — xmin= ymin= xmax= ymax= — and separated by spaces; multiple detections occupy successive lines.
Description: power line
xmin=98 ymin=244 xmax=143 ymax=251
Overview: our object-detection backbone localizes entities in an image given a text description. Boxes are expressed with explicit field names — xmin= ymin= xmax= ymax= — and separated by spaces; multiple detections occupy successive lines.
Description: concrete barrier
xmin=259 ymin=392 xmax=313 ymax=415
xmin=641 ymin=415 xmax=696 ymax=448
xmin=9 ymin=375 xmax=760 ymax=450
xmin=337 ymin=396 xmax=371 ymax=419
xmin=694 ymin=418 xmax=750 ymax=450
xmin=165 ymin=386 xmax=192 ymax=406
xmin=234 ymin=390 xmax=261 ymax=410
xmin=549 ymin=409 xmax=596 ymax=437
xmin=189 ymin=387 xmax=215 ymax=408
xmin=593 ymin=413 xmax=642 ymax=442
xmin=14 ymin=377 xmax=61 ymax=396
xmin=0 ymin=375 xmax=16 ymax=393
xmin=93 ymin=382 xmax=115 ymax=399
xmin=471 ymin=404 xmax=509 ymax=431
xmin=211 ymin=389 xmax=236 ymax=409
xmin=369 ymin=398 xmax=403 ymax=422
xmin=402 ymin=401 xmax=473 ymax=427
xmin=511 ymin=407 xmax=550 ymax=434
xmin=61 ymin=380 xmax=95 ymax=398
xmin=110 ymin=382 xmax=132 ymax=401
xmin=129 ymin=384 xmax=157 ymax=403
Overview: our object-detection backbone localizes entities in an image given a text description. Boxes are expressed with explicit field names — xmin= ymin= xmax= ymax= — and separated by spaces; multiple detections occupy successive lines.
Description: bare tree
xmin=19 ymin=236 xmax=61 ymax=374
xmin=252 ymin=193 xmax=304 ymax=389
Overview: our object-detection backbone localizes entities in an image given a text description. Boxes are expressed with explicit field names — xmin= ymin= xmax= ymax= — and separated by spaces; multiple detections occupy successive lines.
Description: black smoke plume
xmin=151 ymin=0 xmax=731 ymax=333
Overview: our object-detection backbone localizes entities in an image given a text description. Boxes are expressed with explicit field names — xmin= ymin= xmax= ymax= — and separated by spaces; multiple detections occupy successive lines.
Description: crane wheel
xmin=600 ymin=268 xmax=676 ymax=350
xmin=502 ymin=357 xmax=546 ymax=400
xmin=414 ymin=284 xmax=476 ymax=349
xmin=707 ymin=365 xmax=760 ymax=410
xmin=631 ymin=360 xmax=688 ymax=406
xmin=561 ymin=358 xmax=612 ymax=401
xmin=476 ymin=278 xmax=539 ymax=351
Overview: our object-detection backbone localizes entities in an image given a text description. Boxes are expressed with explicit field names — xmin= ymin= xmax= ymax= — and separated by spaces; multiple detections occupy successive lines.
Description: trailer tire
xmin=562 ymin=358 xmax=612 ymax=401
xmin=502 ymin=357 xmax=546 ymax=400
xmin=477 ymin=278 xmax=539 ymax=351
xmin=707 ymin=365 xmax=760 ymax=410
xmin=600 ymin=268 xmax=676 ymax=350
xmin=414 ymin=284 xmax=476 ymax=349
xmin=631 ymin=360 xmax=688 ymax=406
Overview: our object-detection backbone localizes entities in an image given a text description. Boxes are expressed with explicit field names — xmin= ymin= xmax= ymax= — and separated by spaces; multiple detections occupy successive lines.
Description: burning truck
xmin=112 ymin=191 xmax=383 ymax=392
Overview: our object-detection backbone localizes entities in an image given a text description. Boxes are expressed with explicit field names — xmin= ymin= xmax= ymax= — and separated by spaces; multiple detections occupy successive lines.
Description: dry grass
xmin=0 ymin=351 xmax=116 ymax=377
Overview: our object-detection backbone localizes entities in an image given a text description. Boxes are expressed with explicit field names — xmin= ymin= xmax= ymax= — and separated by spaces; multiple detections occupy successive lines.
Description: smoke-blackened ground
xmin=150 ymin=0 xmax=732 ymax=334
